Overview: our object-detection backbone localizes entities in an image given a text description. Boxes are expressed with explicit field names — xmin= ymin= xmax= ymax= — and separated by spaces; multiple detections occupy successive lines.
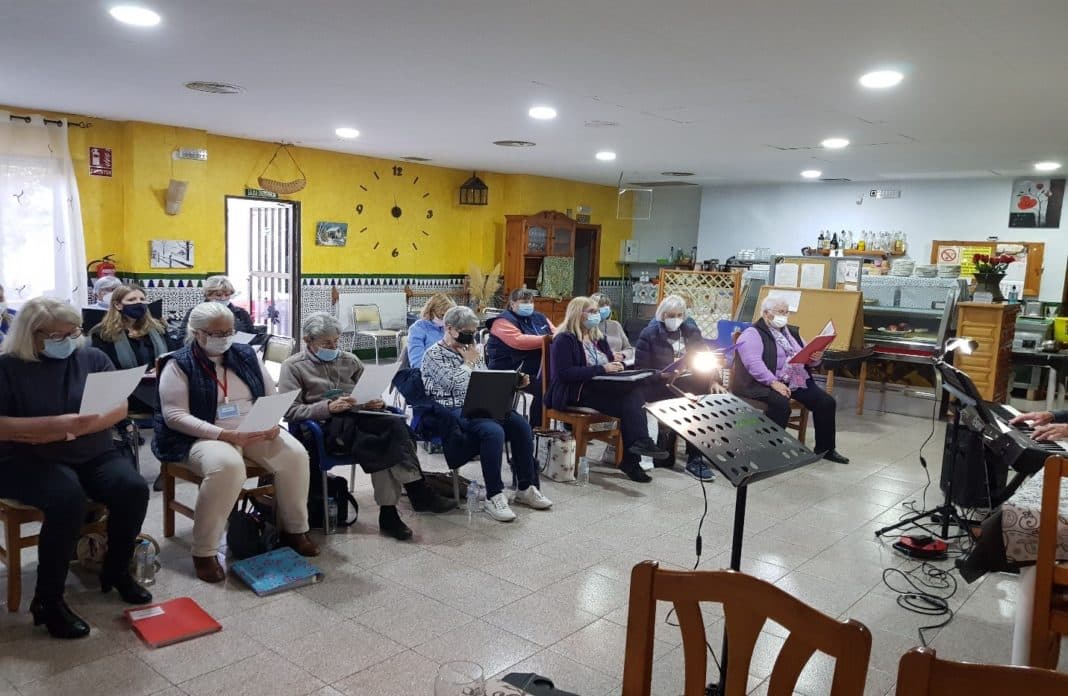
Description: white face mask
xmin=203 ymin=336 xmax=234 ymax=355
xmin=770 ymin=314 xmax=789 ymax=329
xmin=664 ymin=317 xmax=683 ymax=332
xmin=100 ymin=292 xmax=113 ymax=307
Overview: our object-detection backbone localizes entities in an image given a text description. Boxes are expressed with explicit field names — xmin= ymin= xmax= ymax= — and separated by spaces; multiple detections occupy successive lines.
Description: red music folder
xmin=787 ymin=320 xmax=837 ymax=365
xmin=125 ymin=597 xmax=221 ymax=648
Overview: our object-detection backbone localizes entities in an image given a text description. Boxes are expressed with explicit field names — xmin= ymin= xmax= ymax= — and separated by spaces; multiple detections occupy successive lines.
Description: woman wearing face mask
xmin=279 ymin=312 xmax=456 ymax=540
xmin=178 ymin=275 xmax=255 ymax=339
xmin=154 ymin=302 xmax=318 ymax=583
xmin=590 ymin=293 xmax=633 ymax=363
xmin=0 ymin=297 xmax=151 ymax=638
xmin=90 ymin=285 xmax=168 ymax=413
xmin=406 ymin=293 xmax=456 ymax=369
xmin=421 ymin=305 xmax=552 ymax=522
xmin=486 ymin=287 xmax=555 ymax=426
xmin=547 ymin=296 xmax=670 ymax=483
xmin=92 ymin=275 xmax=123 ymax=310
xmin=732 ymin=296 xmax=848 ymax=464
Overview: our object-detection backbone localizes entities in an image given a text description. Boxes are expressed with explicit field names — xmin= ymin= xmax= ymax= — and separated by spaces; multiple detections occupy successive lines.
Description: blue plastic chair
xmin=288 ymin=420 xmax=358 ymax=535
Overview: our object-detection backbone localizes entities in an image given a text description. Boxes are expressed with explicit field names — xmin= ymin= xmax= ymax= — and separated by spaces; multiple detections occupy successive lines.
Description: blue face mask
xmin=315 ymin=347 xmax=340 ymax=362
xmin=583 ymin=314 xmax=602 ymax=329
xmin=598 ymin=307 xmax=611 ymax=321
xmin=515 ymin=303 xmax=535 ymax=317
xmin=42 ymin=337 xmax=77 ymax=360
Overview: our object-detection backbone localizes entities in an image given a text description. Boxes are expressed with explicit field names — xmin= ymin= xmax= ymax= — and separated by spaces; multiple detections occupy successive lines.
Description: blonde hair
xmin=203 ymin=275 xmax=235 ymax=298
xmin=185 ymin=301 xmax=234 ymax=344
xmin=97 ymin=285 xmax=164 ymax=341
xmin=0 ymin=297 xmax=83 ymax=362
xmin=557 ymin=296 xmax=601 ymax=341
xmin=420 ymin=292 xmax=456 ymax=321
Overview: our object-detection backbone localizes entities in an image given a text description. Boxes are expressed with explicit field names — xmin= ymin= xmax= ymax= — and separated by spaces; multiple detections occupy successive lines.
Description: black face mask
xmin=455 ymin=330 xmax=476 ymax=345
xmin=121 ymin=303 xmax=148 ymax=320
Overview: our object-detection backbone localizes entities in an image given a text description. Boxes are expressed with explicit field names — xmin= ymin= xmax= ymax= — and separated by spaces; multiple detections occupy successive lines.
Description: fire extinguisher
xmin=87 ymin=254 xmax=118 ymax=277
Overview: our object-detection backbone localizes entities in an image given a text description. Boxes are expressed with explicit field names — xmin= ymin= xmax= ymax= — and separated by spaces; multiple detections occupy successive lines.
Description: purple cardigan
xmin=546 ymin=332 xmax=613 ymax=409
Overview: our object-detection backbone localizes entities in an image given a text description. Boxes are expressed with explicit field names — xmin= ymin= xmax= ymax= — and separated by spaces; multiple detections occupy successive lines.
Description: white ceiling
xmin=2 ymin=0 xmax=1066 ymax=186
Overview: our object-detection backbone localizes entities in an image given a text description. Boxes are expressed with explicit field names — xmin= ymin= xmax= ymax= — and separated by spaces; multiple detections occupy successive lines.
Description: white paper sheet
xmin=232 ymin=331 xmax=257 ymax=345
xmin=773 ymin=263 xmax=799 ymax=287
xmin=766 ymin=289 xmax=801 ymax=312
xmin=237 ymin=389 xmax=300 ymax=432
xmin=799 ymin=264 xmax=825 ymax=289
xmin=79 ymin=366 xmax=147 ymax=416
xmin=836 ymin=259 xmax=861 ymax=284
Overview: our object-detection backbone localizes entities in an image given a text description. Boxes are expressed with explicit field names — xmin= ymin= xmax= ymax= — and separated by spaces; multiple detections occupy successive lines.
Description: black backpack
xmin=226 ymin=495 xmax=278 ymax=560
xmin=307 ymin=472 xmax=359 ymax=529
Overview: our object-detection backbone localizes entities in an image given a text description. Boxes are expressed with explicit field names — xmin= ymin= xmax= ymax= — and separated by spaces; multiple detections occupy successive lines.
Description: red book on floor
xmin=124 ymin=597 xmax=221 ymax=648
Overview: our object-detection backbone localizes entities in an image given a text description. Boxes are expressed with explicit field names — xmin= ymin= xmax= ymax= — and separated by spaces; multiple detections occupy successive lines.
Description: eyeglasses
xmin=39 ymin=327 xmax=82 ymax=341
xmin=197 ymin=329 xmax=236 ymax=339
xmin=313 ymin=337 xmax=340 ymax=349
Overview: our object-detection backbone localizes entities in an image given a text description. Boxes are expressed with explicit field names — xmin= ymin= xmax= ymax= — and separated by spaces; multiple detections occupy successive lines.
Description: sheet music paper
xmin=799 ymin=264 xmax=825 ymax=289
xmin=773 ymin=263 xmax=799 ymax=288
xmin=232 ymin=331 xmax=257 ymax=345
xmin=79 ymin=366 xmax=147 ymax=415
xmin=237 ymin=390 xmax=300 ymax=432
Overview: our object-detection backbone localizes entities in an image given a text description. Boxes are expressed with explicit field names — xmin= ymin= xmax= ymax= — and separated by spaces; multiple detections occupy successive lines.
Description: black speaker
xmin=940 ymin=420 xmax=1006 ymax=508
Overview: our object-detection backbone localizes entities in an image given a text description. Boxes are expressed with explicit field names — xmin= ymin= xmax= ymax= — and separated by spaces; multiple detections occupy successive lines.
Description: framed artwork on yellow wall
xmin=150 ymin=240 xmax=195 ymax=268
xmin=315 ymin=221 xmax=348 ymax=247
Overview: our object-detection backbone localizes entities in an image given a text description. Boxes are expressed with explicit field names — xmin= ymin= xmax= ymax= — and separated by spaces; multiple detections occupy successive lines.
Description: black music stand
xmin=645 ymin=393 xmax=823 ymax=696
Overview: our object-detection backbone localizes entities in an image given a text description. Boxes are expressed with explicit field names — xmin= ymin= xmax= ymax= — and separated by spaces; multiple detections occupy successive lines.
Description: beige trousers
xmin=370 ymin=459 xmax=422 ymax=506
xmin=183 ymin=429 xmax=310 ymax=556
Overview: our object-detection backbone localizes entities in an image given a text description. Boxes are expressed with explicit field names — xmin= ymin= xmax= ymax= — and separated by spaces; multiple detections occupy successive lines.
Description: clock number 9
xmin=356 ymin=204 xmax=363 ymax=214
xmin=392 ymin=165 xmax=403 ymax=176
xmin=426 ymin=209 xmax=434 ymax=219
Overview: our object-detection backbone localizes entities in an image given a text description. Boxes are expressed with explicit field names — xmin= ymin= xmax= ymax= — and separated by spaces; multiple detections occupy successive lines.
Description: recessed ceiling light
xmin=595 ymin=151 xmax=616 ymax=162
xmin=859 ymin=69 xmax=904 ymax=89
xmin=660 ymin=171 xmax=695 ymax=177
xmin=821 ymin=137 xmax=850 ymax=149
xmin=528 ymin=106 xmax=557 ymax=120
xmin=335 ymin=127 xmax=360 ymax=139
xmin=493 ymin=140 xmax=536 ymax=148
xmin=1035 ymin=161 xmax=1062 ymax=172
xmin=109 ymin=5 xmax=160 ymax=26
xmin=801 ymin=170 xmax=822 ymax=179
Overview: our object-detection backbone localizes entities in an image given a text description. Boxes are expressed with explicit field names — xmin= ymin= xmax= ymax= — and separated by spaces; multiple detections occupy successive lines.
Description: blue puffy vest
xmin=485 ymin=309 xmax=552 ymax=375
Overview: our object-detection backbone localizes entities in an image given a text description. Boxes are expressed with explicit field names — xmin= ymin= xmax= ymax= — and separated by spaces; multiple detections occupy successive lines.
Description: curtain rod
xmin=8 ymin=114 xmax=92 ymax=128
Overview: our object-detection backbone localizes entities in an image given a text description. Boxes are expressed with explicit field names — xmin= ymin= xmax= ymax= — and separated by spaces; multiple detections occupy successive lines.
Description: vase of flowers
xmin=972 ymin=253 xmax=1015 ymax=302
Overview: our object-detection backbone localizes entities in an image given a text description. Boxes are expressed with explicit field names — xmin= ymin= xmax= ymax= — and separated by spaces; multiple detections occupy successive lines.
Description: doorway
xmin=573 ymin=225 xmax=601 ymax=296
xmin=224 ymin=197 xmax=301 ymax=338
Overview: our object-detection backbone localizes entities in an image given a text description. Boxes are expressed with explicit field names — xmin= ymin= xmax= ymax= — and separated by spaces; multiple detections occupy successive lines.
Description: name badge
xmin=217 ymin=403 xmax=240 ymax=420
xmin=323 ymin=388 xmax=343 ymax=399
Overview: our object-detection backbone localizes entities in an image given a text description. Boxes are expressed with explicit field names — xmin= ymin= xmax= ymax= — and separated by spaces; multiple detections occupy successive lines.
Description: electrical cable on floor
xmin=881 ymin=561 xmax=958 ymax=646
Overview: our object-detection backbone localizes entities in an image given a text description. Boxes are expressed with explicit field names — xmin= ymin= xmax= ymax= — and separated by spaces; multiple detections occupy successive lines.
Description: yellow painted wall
xmin=4 ymin=106 xmax=630 ymax=278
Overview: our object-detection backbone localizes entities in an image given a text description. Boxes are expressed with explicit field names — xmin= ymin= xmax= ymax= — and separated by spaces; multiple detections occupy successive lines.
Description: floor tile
xmin=17 ymin=652 xmax=170 ymax=696
xmin=272 ymin=619 xmax=406 ymax=683
xmin=355 ymin=594 xmax=475 ymax=648
xmin=550 ymin=618 xmax=673 ymax=678
xmin=483 ymin=592 xmax=599 ymax=646
xmin=332 ymin=649 xmax=440 ymax=696
xmin=179 ymin=651 xmax=323 ymax=696
xmin=495 ymin=649 xmax=621 ymax=696
xmin=414 ymin=619 xmax=541 ymax=679
xmin=130 ymin=616 xmax=265 ymax=683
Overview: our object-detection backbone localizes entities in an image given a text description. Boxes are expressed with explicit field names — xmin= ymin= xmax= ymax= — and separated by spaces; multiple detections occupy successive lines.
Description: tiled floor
xmin=3 ymin=388 xmax=1067 ymax=695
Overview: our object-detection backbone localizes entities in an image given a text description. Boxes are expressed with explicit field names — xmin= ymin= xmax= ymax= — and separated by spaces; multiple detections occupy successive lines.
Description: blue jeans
xmin=450 ymin=409 xmax=539 ymax=499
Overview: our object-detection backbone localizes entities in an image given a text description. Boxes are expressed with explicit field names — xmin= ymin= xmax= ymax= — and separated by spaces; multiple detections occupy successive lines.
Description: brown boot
xmin=280 ymin=532 xmax=320 ymax=557
xmin=193 ymin=555 xmax=226 ymax=583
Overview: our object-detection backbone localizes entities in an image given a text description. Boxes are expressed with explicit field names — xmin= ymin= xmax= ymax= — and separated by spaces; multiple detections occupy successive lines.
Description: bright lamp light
xmin=109 ymin=5 xmax=161 ymax=26
xmin=691 ymin=351 xmax=721 ymax=374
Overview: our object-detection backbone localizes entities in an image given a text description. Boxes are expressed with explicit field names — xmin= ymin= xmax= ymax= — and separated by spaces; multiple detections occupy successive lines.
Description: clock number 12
xmin=392 ymin=165 xmax=403 ymax=176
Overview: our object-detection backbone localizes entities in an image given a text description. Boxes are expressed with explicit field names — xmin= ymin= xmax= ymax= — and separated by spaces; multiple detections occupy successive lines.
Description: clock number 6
xmin=426 ymin=209 xmax=434 ymax=219
xmin=356 ymin=204 xmax=363 ymax=214
xmin=392 ymin=165 xmax=403 ymax=176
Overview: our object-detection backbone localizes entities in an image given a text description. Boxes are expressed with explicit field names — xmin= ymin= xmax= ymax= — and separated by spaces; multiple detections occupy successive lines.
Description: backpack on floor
xmin=227 ymin=495 xmax=279 ymax=560
xmin=307 ymin=472 xmax=359 ymax=530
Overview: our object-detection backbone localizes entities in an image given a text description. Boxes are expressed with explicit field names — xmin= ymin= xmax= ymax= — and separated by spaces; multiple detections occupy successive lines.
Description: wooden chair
xmin=1 ymin=499 xmax=107 ymax=612
xmin=161 ymin=461 xmax=275 ymax=538
xmin=896 ymin=647 xmax=1068 ymax=695
xmin=1029 ymin=454 xmax=1068 ymax=668
xmin=539 ymin=335 xmax=623 ymax=468
xmin=622 ymin=561 xmax=871 ymax=696
xmin=728 ymin=330 xmax=810 ymax=445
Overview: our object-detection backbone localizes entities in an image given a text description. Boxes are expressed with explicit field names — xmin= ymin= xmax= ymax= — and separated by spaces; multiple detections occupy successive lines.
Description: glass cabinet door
xmin=550 ymin=225 xmax=573 ymax=255
xmin=525 ymin=225 xmax=548 ymax=255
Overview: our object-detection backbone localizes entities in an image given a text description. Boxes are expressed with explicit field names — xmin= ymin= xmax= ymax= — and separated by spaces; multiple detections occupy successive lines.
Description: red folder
xmin=788 ymin=320 xmax=837 ymax=365
xmin=125 ymin=597 xmax=221 ymax=648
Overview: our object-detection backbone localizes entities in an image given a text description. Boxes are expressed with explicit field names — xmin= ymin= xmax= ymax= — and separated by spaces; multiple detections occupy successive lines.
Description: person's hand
xmin=709 ymin=383 xmax=728 ymax=395
xmin=218 ymin=430 xmax=268 ymax=447
xmin=262 ymin=425 xmax=280 ymax=441
xmin=361 ymin=399 xmax=386 ymax=411
xmin=809 ymin=351 xmax=825 ymax=363
xmin=517 ymin=373 xmax=530 ymax=389
xmin=457 ymin=343 xmax=480 ymax=364
xmin=613 ymin=352 xmax=625 ymax=362
xmin=328 ymin=398 xmax=354 ymax=414
xmin=1010 ymin=410 xmax=1054 ymax=427
xmin=1032 ymin=422 xmax=1068 ymax=443
xmin=771 ymin=381 xmax=791 ymax=397
xmin=604 ymin=361 xmax=624 ymax=373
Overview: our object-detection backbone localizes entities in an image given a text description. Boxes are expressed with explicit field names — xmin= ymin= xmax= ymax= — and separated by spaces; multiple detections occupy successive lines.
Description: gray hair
xmin=655 ymin=294 xmax=688 ymax=322
xmin=185 ymin=301 xmax=234 ymax=344
xmin=0 ymin=297 xmax=83 ymax=362
xmin=93 ymin=275 xmax=122 ymax=294
xmin=509 ymin=288 xmax=536 ymax=303
xmin=302 ymin=311 xmax=341 ymax=340
xmin=590 ymin=293 xmax=610 ymax=307
xmin=443 ymin=305 xmax=479 ymax=330
xmin=203 ymin=275 xmax=236 ymax=297
xmin=761 ymin=295 xmax=789 ymax=314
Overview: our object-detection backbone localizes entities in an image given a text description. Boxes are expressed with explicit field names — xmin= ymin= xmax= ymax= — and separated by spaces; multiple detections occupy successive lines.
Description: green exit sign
xmin=245 ymin=187 xmax=279 ymax=199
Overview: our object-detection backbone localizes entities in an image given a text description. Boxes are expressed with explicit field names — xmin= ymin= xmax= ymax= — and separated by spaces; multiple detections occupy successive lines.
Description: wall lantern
xmin=459 ymin=172 xmax=489 ymax=206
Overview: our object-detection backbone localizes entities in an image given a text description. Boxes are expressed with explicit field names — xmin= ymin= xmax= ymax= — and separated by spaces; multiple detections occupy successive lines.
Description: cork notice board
xmin=931 ymin=240 xmax=1044 ymax=297
xmin=754 ymin=286 xmax=864 ymax=351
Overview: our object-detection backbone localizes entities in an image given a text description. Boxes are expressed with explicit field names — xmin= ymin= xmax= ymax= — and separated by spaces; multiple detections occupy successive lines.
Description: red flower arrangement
xmin=972 ymin=253 xmax=1015 ymax=274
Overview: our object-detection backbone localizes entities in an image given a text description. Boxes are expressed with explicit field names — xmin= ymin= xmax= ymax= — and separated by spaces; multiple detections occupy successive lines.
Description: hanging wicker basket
xmin=257 ymin=144 xmax=307 ymax=194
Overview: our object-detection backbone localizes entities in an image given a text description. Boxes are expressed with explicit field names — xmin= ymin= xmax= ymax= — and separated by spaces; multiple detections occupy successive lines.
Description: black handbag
xmin=307 ymin=472 xmax=359 ymax=529
xmin=226 ymin=495 xmax=278 ymax=560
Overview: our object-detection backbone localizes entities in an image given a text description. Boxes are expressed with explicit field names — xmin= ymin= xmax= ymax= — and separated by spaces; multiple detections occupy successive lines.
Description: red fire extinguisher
xmin=87 ymin=254 xmax=118 ymax=277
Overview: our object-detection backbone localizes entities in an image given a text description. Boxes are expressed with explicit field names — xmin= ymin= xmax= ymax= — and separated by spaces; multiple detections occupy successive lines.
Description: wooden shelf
xmin=816 ymin=248 xmax=904 ymax=258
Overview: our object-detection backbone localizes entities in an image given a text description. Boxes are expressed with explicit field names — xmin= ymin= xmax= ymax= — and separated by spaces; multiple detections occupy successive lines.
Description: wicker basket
xmin=258 ymin=144 xmax=307 ymax=195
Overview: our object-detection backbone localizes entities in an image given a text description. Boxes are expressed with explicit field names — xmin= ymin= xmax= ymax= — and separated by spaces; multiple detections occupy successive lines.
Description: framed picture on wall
xmin=150 ymin=240 xmax=195 ymax=268
xmin=315 ymin=221 xmax=348 ymax=246
xmin=1008 ymin=178 xmax=1065 ymax=228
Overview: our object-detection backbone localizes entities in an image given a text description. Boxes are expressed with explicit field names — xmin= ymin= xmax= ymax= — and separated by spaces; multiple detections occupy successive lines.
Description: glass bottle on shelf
xmin=857 ymin=231 xmax=866 ymax=251
xmin=830 ymin=232 xmax=839 ymax=250
xmin=817 ymin=231 xmax=826 ymax=249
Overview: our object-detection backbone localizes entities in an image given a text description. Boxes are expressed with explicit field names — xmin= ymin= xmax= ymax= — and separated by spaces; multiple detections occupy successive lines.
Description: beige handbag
xmin=535 ymin=429 xmax=577 ymax=482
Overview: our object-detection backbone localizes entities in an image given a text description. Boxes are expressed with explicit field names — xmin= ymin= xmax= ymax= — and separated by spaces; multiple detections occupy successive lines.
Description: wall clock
xmin=356 ymin=165 xmax=434 ymax=257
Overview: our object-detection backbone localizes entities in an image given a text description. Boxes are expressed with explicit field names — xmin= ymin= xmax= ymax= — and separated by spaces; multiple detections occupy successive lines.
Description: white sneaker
xmin=483 ymin=492 xmax=517 ymax=522
xmin=513 ymin=485 xmax=553 ymax=510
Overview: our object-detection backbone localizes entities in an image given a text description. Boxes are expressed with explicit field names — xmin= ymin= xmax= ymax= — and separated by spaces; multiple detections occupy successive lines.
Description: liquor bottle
xmin=857 ymin=231 xmax=866 ymax=251
xmin=817 ymin=231 xmax=826 ymax=250
xmin=830 ymin=232 xmax=839 ymax=250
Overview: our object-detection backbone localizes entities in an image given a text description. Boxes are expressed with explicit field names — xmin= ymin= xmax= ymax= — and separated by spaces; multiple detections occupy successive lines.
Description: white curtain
xmin=0 ymin=111 xmax=87 ymax=309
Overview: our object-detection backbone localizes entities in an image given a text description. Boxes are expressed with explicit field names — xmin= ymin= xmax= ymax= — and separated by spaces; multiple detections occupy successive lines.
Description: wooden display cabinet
xmin=954 ymin=302 xmax=1019 ymax=402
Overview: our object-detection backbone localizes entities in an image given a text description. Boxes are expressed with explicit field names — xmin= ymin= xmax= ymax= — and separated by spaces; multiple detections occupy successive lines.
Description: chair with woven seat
xmin=539 ymin=335 xmax=623 ymax=468
xmin=1029 ymin=454 xmax=1068 ymax=669
xmin=897 ymin=647 xmax=1068 ymax=695
xmin=622 ymin=561 xmax=871 ymax=696
xmin=352 ymin=304 xmax=402 ymax=364
xmin=1 ymin=499 xmax=107 ymax=612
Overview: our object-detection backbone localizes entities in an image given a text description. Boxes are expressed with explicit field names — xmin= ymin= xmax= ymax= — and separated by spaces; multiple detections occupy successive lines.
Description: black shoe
xmin=379 ymin=506 xmax=414 ymax=541
xmin=152 ymin=474 xmax=164 ymax=492
xmin=405 ymin=479 xmax=458 ymax=513
xmin=821 ymin=449 xmax=850 ymax=464
xmin=653 ymin=457 xmax=678 ymax=469
xmin=100 ymin=570 xmax=153 ymax=604
xmin=30 ymin=598 xmax=91 ymax=639
xmin=621 ymin=461 xmax=653 ymax=483
xmin=629 ymin=438 xmax=671 ymax=461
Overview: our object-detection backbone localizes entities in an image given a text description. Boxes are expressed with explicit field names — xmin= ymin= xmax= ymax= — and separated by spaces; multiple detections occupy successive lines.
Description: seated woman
xmin=179 ymin=275 xmax=255 ymax=337
xmin=0 ymin=298 xmax=151 ymax=639
xmin=421 ymin=305 xmax=552 ymax=522
xmin=406 ymin=292 xmax=455 ymax=369
xmin=634 ymin=294 xmax=722 ymax=481
xmin=154 ymin=302 xmax=318 ymax=583
xmin=280 ymin=312 xmax=456 ymax=541
xmin=91 ymin=275 xmax=122 ymax=310
xmin=546 ymin=296 xmax=670 ymax=483
xmin=732 ymin=296 xmax=848 ymax=463
xmin=0 ymin=282 xmax=13 ymax=338
xmin=590 ymin=293 xmax=633 ymax=363
xmin=90 ymin=285 xmax=168 ymax=414
xmin=485 ymin=288 xmax=555 ymax=426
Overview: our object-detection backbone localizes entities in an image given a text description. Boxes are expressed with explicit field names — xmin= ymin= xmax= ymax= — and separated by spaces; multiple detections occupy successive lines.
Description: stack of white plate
xmin=890 ymin=259 xmax=915 ymax=276
xmin=937 ymin=264 xmax=961 ymax=278
xmin=913 ymin=264 xmax=938 ymax=278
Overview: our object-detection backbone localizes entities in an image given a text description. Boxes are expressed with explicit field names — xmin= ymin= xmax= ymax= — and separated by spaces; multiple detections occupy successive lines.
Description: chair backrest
xmin=539 ymin=334 xmax=553 ymax=428
xmin=895 ymin=647 xmax=1068 ymax=696
xmin=1031 ymin=454 xmax=1068 ymax=666
xmin=397 ymin=334 xmax=411 ymax=370
xmin=622 ymin=561 xmax=871 ymax=696
xmin=352 ymin=304 xmax=384 ymax=332
xmin=262 ymin=335 xmax=296 ymax=365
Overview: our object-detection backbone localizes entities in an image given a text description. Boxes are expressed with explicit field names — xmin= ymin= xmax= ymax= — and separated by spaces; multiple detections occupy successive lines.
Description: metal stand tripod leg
xmin=707 ymin=485 xmax=747 ymax=696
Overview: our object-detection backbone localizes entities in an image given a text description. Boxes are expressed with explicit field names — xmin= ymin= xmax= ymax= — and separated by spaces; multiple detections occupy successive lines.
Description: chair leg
xmin=321 ymin=469 xmax=331 ymax=535
xmin=614 ymin=426 xmax=624 ymax=467
xmin=451 ymin=469 xmax=461 ymax=506
xmin=349 ymin=463 xmax=356 ymax=492
xmin=856 ymin=361 xmax=868 ymax=415
xmin=4 ymin=516 xmax=20 ymax=612
xmin=798 ymin=407 xmax=809 ymax=445
xmin=162 ymin=465 xmax=176 ymax=538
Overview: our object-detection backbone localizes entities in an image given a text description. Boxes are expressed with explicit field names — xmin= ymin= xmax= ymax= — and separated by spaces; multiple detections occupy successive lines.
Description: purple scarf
xmin=771 ymin=327 xmax=809 ymax=391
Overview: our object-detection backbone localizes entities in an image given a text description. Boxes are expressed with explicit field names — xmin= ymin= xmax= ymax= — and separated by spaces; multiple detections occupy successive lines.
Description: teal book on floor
xmin=230 ymin=547 xmax=324 ymax=596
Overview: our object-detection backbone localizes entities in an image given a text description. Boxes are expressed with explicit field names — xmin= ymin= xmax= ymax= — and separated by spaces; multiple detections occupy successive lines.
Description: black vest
xmin=730 ymin=318 xmax=805 ymax=399
xmin=485 ymin=309 xmax=552 ymax=374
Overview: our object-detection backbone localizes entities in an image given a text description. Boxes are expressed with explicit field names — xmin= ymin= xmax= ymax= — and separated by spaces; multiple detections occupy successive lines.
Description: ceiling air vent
xmin=401 ymin=156 xmax=432 ymax=162
xmin=585 ymin=120 xmax=620 ymax=128
xmin=626 ymin=180 xmax=698 ymax=188
xmin=820 ymin=178 xmax=852 ymax=183
xmin=184 ymin=81 xmax=245 ymax=94
xmin=493 ymin=140 xmax=536 ymax=147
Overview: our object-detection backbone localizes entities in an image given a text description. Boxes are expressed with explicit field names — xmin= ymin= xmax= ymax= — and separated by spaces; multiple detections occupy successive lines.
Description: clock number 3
xmin=426 ymin=209 xmax=434 ymax=219
xmin=392 ymin=165 xmax=403 ymax=176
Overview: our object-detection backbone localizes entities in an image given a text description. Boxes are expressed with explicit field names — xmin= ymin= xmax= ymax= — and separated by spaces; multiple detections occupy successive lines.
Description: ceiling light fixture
xmin=660 ymin=171 xmax=695 ymax=177
xmin=801 ymin=170 xmax=822 ymax=179
xmin=335 ymin=127 xmax=360 ymax=139
xmin=528 ymin=106 xmax=557 ymax=120
xmin=184 ymin=81 xmax=245 ymax=94
xmin=595 ymin=151 xmax=616 ymax=162
xmin=402 ymin=156 xmax=432 ymax=162
xmin=1034 ymin=161 xmax=1062 ymax=172
xmin=109 ymin=5 xmax=161 ymax=26
xmin=859 ymin=69 xmax=904 ymax=89
xmin=821 ymin=137 xmax=850 ymax=149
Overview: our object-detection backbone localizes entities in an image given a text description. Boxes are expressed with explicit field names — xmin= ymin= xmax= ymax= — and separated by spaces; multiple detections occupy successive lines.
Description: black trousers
xmin=0 ymin=448 xmax=149 ymax=602
xmin=572 ymin=381 xmax=650 ymax=465
xmin=646 ymin=375 xmax=713 ymax=461
xmin=763 ymin=378 xmax=838 ymax=453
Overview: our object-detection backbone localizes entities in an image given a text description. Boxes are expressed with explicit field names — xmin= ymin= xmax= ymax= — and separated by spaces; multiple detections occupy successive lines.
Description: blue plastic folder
xmin=230 ymin=547 xmax=324 ymax=596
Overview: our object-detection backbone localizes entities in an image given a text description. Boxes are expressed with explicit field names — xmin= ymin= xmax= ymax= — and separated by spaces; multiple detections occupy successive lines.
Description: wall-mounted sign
xmin=173 ymin=148 xmax=208 ymax=161
xmin=245 ymin=187 xmax=279 ymax=200
xmin=89 ymin=147 xmax=112 ymax=177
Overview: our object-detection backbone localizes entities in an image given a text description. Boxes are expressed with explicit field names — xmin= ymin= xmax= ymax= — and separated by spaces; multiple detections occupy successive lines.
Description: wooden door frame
xmin=576 ymin=223 xmax=601 ymax=294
